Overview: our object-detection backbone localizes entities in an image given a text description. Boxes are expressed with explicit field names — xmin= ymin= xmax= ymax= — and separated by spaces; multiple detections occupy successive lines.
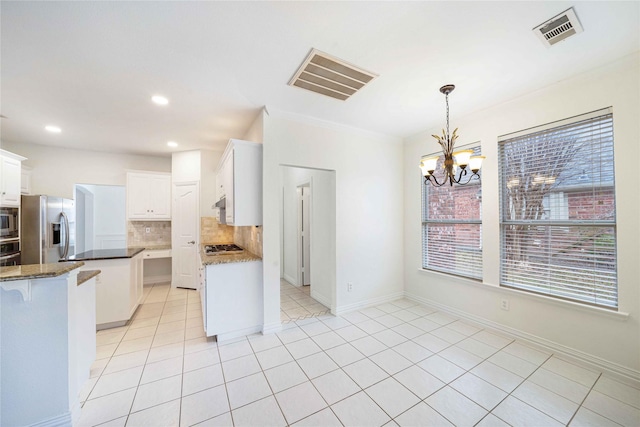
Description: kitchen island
xmin=69 ymin=247 xmax=144 ymax=329
xmin=199 ymin=245 xmax=263 ymax=342
xmin=0 ymin=261 xmax=96 ymax=426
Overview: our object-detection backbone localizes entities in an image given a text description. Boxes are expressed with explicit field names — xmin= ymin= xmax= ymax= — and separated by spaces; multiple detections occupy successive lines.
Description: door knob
xmin=188 ymin=241 xmax=196 ymax=245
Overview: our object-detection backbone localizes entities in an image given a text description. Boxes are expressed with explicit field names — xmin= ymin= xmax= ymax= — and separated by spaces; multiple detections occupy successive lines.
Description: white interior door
xmin=298 ymin=185 xmax=311 ymax=286
xmin=173 ymin=182 xmax=199 ymax=289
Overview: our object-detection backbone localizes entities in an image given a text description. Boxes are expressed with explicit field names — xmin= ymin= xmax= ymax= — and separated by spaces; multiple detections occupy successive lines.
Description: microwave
xmin=0 ymin=207 xmax=19 ymax=240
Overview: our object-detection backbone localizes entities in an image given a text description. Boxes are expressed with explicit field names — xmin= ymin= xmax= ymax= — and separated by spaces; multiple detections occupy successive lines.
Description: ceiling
xmin=1 ymin=1 xmax=638 ymax=157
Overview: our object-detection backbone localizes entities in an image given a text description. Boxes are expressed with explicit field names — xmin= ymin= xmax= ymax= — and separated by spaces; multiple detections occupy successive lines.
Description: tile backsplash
xmin=234 ymin=225 xmax=263 ymax=257
xmin=200 ymin=216 xmax=263 ymax=257
xmin=201 ymin=217 xmax=234 ymax=244
xmin=128 ymin=221 xmax=171 ymax=247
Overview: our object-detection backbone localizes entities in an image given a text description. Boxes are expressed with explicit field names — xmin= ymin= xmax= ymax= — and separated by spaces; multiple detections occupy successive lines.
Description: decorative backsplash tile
xmin=234 ymin=225 xmax=263 ymax=257
xmin=127 ymin=221 xmax=171 ymax=247
xmin=200 ymin=216 xmax=263 ymax=257
xmin=201 ymin=217 xmax=234 ymax=244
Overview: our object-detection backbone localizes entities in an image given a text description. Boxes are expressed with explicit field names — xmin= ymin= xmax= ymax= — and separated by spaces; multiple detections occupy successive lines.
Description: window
xmin=422 ymin=144 xmax=482 ymax=279
xmin=499 ymin=108 xmax=617 ymax=309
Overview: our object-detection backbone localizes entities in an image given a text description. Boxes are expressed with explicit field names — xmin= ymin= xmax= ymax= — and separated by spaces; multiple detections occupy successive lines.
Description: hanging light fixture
xmin=420 ymin=84 xmax=484 ymax=186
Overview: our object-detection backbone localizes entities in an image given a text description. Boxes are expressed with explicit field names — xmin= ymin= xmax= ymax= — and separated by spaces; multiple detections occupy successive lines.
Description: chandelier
xmin=420 ymin=84 xmax=484 ymax=187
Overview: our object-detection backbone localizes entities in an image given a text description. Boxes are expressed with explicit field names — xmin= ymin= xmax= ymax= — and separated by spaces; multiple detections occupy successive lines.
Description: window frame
xmin=498 ymin=108 xmax=618 ymax=309
xmin=421 ymin=142 xmax=483 ymax=280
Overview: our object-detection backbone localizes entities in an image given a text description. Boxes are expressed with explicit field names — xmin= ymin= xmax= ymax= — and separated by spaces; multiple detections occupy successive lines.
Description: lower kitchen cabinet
xmin=199 ymin=260 xmax=263 ymax=342
xmin=78 ymin=253 xmax=144 ymax=330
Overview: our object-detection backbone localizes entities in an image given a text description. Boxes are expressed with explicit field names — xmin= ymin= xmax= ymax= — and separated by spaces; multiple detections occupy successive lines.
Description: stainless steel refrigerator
xmin=21 ymin=195 xmax=75 ymax=264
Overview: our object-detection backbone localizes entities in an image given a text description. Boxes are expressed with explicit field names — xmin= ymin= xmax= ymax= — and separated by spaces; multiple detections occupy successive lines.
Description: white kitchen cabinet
xmin=80 ymin=253 xmax=144 ymax=329
xmin=0 ymin=150 xmax=25 ymax=206
xmin=216 ymin=139 xmax=262 ymax=226
xmin=21 ymin=165 xmax=32 ymax=195
xmin=127 ymin=171 xmax=171 ymax=220
xmin=201 ymin=260 xmax=263 ymax=341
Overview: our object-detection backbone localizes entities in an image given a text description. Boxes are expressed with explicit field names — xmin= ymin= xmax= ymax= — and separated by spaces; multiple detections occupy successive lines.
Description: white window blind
xmin=422 ymin=144 xmax=482 ymax=280
xmin=499 ymin=109 xmax=617 ymax=309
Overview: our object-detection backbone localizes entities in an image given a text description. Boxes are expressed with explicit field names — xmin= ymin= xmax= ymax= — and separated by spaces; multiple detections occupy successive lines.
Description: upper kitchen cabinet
xmin=126 ymin=171 xmax=171 ymax=220
xmin=21 ymin=165 xmax=32 ymax=195
xmin=217 ymin=139 xmax=262 ymax=226
xmin=0 ymin=149 xmax=26 ymax=206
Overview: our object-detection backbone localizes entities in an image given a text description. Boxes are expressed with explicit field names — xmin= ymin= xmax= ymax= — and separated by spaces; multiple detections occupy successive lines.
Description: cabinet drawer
xmin=143 ymin=249 xmax=172 ymax=259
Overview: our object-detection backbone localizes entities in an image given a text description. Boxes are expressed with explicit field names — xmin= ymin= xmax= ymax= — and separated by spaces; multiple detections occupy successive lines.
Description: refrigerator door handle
xmin=60 ymin=211 xmax=70 ymax=260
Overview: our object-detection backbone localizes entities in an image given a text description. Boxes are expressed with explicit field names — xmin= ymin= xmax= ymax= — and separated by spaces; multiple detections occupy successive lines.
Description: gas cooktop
xmin=204 ymin=244 xmax=244 ymax=255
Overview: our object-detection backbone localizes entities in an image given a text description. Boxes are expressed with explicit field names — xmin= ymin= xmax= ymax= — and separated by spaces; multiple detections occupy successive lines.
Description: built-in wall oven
xmin=0 ymin=207 xmax=19 ymax=240
xmin=1 ymin=207 xmax=21 ymax=266
xmin=0 ymin=240 xmax=20 ymax=266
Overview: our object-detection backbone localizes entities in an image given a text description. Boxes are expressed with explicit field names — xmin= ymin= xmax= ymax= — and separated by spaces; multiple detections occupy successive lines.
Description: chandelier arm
xmin=425 ymin=173 xmax=448 ymax=187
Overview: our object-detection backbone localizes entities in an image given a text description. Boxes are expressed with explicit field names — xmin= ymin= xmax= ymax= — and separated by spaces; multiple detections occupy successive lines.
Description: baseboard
xmin=96 ymin=320 xmax=127 ymax=331
xmin=282 ymin=273 xmax=297 ymax=286
xmin=28 ymin=412 xmax=72 ymax=427
xmin=217 ymin=325 xmax=262 ymax=343
xmin=405 ymin=291 xmax=640 ymax=386
xmin=334 ymin=291 xmax=405 ymax=316
xmin=310 ymin=290 xmax=331 ymax=308
xmin=262 ymin=321 xmax=283 ymax=335
xmin=144 ymin=274 xmax=171 ymax=285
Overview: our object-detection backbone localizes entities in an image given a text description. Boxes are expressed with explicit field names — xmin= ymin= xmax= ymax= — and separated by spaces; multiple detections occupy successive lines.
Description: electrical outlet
xmin=500 ymin=299 xmax=510 ymax=311
xmin=145 ymin=227 xmax=151 ymax=234
xmin=347 ymin=282 xmax=353 ymax=292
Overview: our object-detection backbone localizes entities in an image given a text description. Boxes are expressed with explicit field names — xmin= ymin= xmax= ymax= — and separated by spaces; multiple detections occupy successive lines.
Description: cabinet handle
xmin=188 ymin=240 xmax=195 ymax=245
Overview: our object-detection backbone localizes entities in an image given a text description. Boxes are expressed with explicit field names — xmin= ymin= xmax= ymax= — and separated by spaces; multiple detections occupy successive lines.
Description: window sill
xmin=417 ymin=268 xmax=630 ymax=320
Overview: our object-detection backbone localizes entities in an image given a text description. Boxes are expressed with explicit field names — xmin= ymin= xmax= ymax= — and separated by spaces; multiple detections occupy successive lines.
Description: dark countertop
xmin=67 ymin=248 xmax=145 ymax=261
xmin=77 ymin=270 xmax=101 ymax=286
xmin=0 ymin=262 xmax=85 ymax=282
xmin=128 ymin=244 xmax=171 ymax=251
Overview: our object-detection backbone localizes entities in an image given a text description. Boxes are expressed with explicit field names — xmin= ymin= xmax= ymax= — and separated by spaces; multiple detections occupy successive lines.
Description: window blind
xmin=422 ymin=144 xmax=482 ymax=280
xmin=498 ymin=109 xmax=617 ymax=308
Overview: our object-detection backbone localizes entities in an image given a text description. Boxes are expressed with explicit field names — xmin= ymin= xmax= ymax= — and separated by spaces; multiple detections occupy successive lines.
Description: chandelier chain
xmin=445 ymin=92 xmax=450 ymax=145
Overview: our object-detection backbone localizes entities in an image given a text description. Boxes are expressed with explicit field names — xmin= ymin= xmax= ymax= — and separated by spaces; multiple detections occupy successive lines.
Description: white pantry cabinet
xmin=127 ymin=171 xmax=171 ymax=220
xmin=199 ymin=260 xmax=263 ymax=342
xmin=216 ymin=139 xmax=262 ymax=226
xmin=0 ymin=149 xmax=26 ymax=206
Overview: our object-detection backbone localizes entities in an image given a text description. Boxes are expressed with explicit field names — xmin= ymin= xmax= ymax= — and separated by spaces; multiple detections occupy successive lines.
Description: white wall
xmin=86 ymin=185 xmax=126 ymax=249
xmin=281 ymin=166 xmax=336 ymax=308
xmin=172 ymin=150 xmax=223 ymax=217
xmin=200 ymin=150 xmax=223 ymax=217
xmin=2 ymin=141 xmax=170 ymax=199
xmin=262 ymin=111 xmax=404 ymax=330
xmin=403 ymin=54 xmax=640 ymax=378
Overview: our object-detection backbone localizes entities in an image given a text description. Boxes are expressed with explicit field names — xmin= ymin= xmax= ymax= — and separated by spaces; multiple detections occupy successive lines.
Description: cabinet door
xmin=0 ymin=156 xmax=21 ymax=206
xmin=20 ymin=168 xmax=31 ymax=195
xmin=224 ymin=150 xmax=234 ymax=224
xmin=127 ymin=174 xmax=150 ymax=219
xmin=215 ymin=168 xmax=224 ymax=200
xmin=149 ymin=174 xmax=171 ymax=219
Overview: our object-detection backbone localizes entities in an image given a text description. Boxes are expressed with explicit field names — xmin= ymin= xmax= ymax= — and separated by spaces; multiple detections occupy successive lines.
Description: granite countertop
xmin=0 ymin=262 xmax=85 ymax=282
xmin=77 ymin=270 xmax=101 ymax=286
xmin=67 ymin=248 xmax=145 ymax=261
xmin=129 ymin=244 xmax=172 ymax=251
xmin=200 ymin=244 xmax=262 ymax=266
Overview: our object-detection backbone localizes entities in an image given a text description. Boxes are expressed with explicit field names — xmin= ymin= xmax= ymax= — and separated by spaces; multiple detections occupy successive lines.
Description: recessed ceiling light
xmin=167 ymin=141 xmax=178 ymax=147
xmin=152 ymin=95 xmax=169 ymax=105
xmin=45 ymin=125 xmax=61 ymax=133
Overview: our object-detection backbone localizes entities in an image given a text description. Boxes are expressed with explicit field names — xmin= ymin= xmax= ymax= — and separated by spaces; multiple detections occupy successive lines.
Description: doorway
xmin=297 ymin=183 xmax=311 ymax=287
xmin=280 ymin=165 xmax=336 ymax=323
xmin=172 ymin=182 xmax=199 ymax=290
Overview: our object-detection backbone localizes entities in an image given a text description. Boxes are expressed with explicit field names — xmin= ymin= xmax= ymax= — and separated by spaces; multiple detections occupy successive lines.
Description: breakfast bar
xmin=0 ymin=261 xmax=97 ymax=426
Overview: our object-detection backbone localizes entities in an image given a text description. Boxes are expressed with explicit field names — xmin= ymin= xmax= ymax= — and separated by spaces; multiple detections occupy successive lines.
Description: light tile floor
xmin=280 ymin=280 xmax=330 ymax=323
xmin=78 ymin=283 xmax=640 ymax=427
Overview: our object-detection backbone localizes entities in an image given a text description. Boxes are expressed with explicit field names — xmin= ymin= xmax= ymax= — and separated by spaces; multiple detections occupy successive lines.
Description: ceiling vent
xmin=533 ymin=7 xmax=583 ymax=47
xmin=288 ymin=49 xmax=378 ymax=101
